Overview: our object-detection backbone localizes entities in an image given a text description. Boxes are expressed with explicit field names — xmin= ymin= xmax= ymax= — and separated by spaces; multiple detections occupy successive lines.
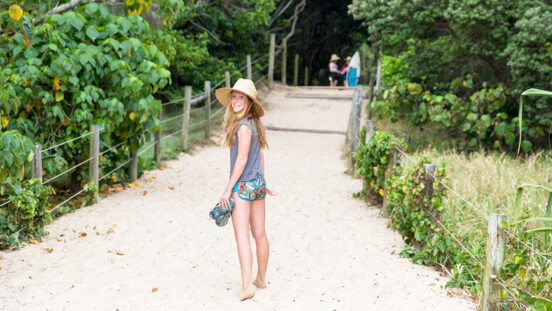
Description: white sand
xmin=0 ymin=84 xmax=476 ymax=310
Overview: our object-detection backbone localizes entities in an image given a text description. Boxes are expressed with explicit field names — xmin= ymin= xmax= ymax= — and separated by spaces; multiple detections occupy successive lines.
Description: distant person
xmin=328 ymin=54 xmax=341 ymax=87
xmin=342 ymin=56 xmax=351 ymax=87
xmin=215 ymin=78 xmax=278 ymax=301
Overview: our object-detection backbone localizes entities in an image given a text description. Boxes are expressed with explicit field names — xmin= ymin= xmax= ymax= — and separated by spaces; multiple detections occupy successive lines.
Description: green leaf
xmin=521 ymin=140 xmax=532 ymax=152
xmin=84 ymin=3 xmax=99 ymax=15
xmin=527 ymin=227 xmax=552 ymax=234
xmin=70 ymin=15 xmax=84 ymax=31
xmin=467 ymin=113 xmax=478 ymax=121
xmin=86 ymin=26 xmax=100 ymax=42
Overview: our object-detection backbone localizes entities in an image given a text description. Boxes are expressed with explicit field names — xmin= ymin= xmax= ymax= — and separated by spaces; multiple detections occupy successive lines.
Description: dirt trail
xmin=0 ymin=84 xmax=476 ymax=310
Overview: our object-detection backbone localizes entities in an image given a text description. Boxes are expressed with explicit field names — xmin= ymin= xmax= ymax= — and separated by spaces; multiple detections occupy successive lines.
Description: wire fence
xmin=0 ymin=46 xmax=277 ymax=248
xmin=349 ymin=92 xmax=552 ymax=309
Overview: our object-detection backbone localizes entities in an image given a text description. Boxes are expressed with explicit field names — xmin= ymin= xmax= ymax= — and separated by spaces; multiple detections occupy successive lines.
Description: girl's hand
xmin=267 ymin=188 xmax=278 ymax=196
xmin=219 ymin=190 xmax=232 ymax=210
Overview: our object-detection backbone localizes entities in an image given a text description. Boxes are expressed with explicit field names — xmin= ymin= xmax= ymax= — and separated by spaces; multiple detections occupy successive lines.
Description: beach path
xmin=0 ymin=85 xmax=476 ymax=310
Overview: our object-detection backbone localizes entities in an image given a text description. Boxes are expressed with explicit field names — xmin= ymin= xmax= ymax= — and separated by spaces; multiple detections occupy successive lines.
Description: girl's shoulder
xmin=236 ymin=117 xmax=256 ymax=133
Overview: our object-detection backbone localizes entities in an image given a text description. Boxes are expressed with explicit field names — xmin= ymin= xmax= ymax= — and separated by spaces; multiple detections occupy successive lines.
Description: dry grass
xmin=378 ymin=118 xmax=552 ymax=241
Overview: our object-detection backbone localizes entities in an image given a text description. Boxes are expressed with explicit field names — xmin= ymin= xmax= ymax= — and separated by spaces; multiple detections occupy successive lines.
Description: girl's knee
xmin=252 ymin=229 xmax=266 ymax=241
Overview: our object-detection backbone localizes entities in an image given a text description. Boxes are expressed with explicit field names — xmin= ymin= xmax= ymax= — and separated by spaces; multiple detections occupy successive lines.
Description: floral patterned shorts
xmin=232 ymin=178 xmax=266 ymax=201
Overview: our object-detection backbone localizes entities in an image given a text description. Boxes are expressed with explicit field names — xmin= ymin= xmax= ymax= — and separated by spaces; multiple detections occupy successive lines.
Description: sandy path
xmin=0 ymin=85 xmax=476 ymax=310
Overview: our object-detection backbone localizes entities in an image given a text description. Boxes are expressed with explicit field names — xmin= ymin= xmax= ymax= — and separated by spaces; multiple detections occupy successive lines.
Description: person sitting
xmin=328 ymin=54 xmax=341 ymax=87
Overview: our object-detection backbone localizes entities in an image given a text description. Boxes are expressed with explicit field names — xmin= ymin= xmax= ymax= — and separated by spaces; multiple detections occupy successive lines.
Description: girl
xmin=215 ymin=78 xmax=277 ymax=301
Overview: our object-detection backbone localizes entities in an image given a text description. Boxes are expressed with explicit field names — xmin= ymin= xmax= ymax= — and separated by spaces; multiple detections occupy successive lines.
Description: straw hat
xmin=215 ymin=78 xmax=264 ymax=117
xmin=330 ymin=54 xmax=340 ymax=62
xmin=345 ymin=56 xmax=352 ymax=61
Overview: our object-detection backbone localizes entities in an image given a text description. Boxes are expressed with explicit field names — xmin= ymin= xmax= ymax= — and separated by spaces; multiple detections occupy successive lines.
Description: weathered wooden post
xmin=376 ymin=57 xmax=382 ymax=90
xmin=32 ymin=145 xmax=42 ymax=180
xmin=293 ymin=54 xmax=299 ymax=86
xmin=349 ymin=86 xmax=363 ymax=171
xmin=423 ymin=163 xmax=436 ymax=198
xmin=89 ymin=125 xmax=100 ymax=201
xmin=154 ymin=111 xmax=161 ymax=165
xmin=281 ymin=38 xmax=287 ymax=85
xmin=367 ymin=77 xmax=375 ymax=120
xmin=481 ymin=214 xmax=506 ymax=311
xmin=225 ymin=71 xmax=231 ymax=88
xmin=129 ymin=152 xmax=138 ymax=182
xmin=268 ymin=33 xmax=275 ymax=88
xmin=247 ymin=54 xmax=252 ymax=80
xmin=204 ymin=81 xmax=211 ymax=139
xmin=365 ymin=120 xmax=375 ymax=144
xmin=304 ymin=67 xmax=309 ymax=86
xmin=181 ymin=86 xmax=192 ymax=150
xmin=351 ymin=85 xmax=364 ymax=155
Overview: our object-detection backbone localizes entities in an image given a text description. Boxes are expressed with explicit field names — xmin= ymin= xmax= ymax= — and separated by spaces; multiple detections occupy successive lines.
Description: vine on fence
xmin=353 ymin=129 xmax=404 ymax=201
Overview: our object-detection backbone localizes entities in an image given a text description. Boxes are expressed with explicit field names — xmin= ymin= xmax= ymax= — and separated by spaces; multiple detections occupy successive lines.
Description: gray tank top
xmin=230 ymin=118 xmax=264 ymax=181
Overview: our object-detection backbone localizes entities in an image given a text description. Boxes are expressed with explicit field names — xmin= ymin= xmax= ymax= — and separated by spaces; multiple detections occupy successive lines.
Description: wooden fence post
xmin=423 ymin=163 xmax=436 ymax=197
xmin=130 ymin=152 xmax=138 ymax=182
xmin=293 ymin=54 xmax=299 ymax=86
xmin=32 ymin=145 xmax=42 ymax=180
xmin=182 ymin=85 xmax=192 ymax=150
xmin=304 ymin=66 xmax=309 ymax=86
xmin=481 ymin=214 xmax=506 ymax=311
xmin=365 ymin=120 xmax=375 ymax=144
xmin=349 ymin=86 xmax=363 ymax=171
xmin=367 ymin=77 xmax=374 ymax=120
xmin=376 ymin=57 xmax=382 ymax=90
xmin=281 ymin=38 xmax=287 ymax=85
xmin=247 ymin=54 xmax=252 ymax=80
xmin=382 ymin=146 xmax=399 ymax=214
xmin=268 ymin=33 xmax=275 ymax=88
xmin=89 ymin=125 xmax=100 ymax=202
xmin=204 ymin=81 xmax=211 ymax=139
xmin=154 ymin=111 xmax=161 ymax=166
xmin=225 ymin=71 xmax=231 ymax=88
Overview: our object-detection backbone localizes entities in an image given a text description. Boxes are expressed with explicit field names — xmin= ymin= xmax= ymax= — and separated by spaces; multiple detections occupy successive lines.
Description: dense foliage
xmin=349 ymin=0 xmax=552 ymax=152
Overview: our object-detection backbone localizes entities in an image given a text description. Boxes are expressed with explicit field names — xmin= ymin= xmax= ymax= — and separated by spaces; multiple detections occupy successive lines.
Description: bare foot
xmin=253 ymin=277 xmax=267 ymax=289
xmin=239 ymin=284 xmax=255 ymax=301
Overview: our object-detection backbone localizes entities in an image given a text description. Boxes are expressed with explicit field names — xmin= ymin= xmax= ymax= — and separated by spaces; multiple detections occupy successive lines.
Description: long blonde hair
xmin=221 ymin=98 xmax=268 ymax=149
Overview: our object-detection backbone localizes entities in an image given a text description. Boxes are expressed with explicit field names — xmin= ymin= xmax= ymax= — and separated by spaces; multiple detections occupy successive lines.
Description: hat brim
xmin=215 ymin=88 xmax=265 ymax=118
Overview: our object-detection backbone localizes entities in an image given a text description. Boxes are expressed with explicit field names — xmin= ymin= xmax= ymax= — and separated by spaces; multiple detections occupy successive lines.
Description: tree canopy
xmin=349 ymin=0 xmax=552 ymax=152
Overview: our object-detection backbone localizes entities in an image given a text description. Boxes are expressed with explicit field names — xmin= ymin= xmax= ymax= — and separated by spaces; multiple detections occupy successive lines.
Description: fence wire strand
xmin=42 ymin=131 xmax=96 ymax=153
xmin=161 ymin=127 xmax=184 ymax=141
xmin=500 ymin=227 xmax=552 ymax=264
xmin=495 ymin=279 xmax=528 ymax=309
xmin=161 ymin=114 xmax=183 ymax=124
xmin=0 ymin=200 xmax=10 ymax=208
xmin=42 ymin=157 xmax=93 ymax=185
xmin=100 ymin=141 xmax=125 ymax=157
xmin=99 ymin=157 xmax=132 ymax=182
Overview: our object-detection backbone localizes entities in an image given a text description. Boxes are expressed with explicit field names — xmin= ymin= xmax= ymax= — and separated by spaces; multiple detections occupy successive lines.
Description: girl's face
xmin=231 ymin=91 xmax=249 ymax=113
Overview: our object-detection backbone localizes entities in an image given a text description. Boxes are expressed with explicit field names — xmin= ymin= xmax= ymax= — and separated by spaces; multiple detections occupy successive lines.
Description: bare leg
xmin=250 ymin=199 xmax=268 ymax=288
xmin=231 ymin=193 xmax=255 ymax=300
